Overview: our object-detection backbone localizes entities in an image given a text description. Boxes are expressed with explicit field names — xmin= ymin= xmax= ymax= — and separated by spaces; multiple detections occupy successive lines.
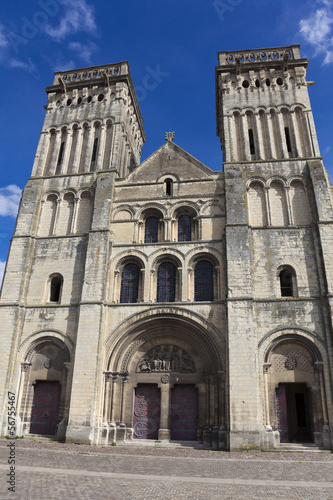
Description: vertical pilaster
xmin=72 ymin=126 xmax=84 ymax=174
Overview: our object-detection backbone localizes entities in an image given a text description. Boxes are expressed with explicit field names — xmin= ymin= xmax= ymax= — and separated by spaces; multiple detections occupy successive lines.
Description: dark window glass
xmin=145 ymin=217 xmax=159 ymax=243
xmin=178 ymin=215 xmax=192 ymax=241
xmin=56 ymin=141 xmax=65 ymax=174
xmin=165 ymin=179 xmax=172 ymax=196
xmin=157 ymin=262 xmax=176 ymax=302
xmin=248 ymin=129 xmax=255 ymax=155
xmin=50 ymin=276 xmax=63 ymax=302
xmin=120 ymin=263 xmax=140 ymax=303
xmin=285 ymin=127 xmax=292 ymax=153
xmin=91 ymin=137 xmax=98 ymax=163
xmin=195 ymin=261 xmax=214 ymax=301
xmin=280 ymin=269 xmax=293 ymax=297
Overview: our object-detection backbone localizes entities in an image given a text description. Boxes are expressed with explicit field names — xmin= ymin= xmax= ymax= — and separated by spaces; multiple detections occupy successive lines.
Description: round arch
xmin=102 ymin=308 xmax=226 ymax=444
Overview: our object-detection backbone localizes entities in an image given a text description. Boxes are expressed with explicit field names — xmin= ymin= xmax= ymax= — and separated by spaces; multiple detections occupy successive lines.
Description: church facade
xmin=1 ymin=45 xmax=333 ymax=451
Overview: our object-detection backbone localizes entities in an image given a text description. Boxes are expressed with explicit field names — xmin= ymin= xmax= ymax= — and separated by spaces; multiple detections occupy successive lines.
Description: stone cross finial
xmin=165 ymin=132 xmax=175 ymax=142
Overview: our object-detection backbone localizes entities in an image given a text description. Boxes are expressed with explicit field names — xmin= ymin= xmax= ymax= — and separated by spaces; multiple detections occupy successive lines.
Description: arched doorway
xmin=263 ymin=334 xmax=329 ymax=447
xmin=103 ymin=310 xmax=226 ymax=449
xmin=18 ymin=337 xmax=71 ymax=440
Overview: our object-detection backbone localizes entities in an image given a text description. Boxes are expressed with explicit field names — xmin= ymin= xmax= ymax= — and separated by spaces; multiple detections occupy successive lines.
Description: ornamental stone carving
xmin=137 ymin=345 xmax=195 ymax=373
xmin=285 ymin=357 xmax=297 ymax=371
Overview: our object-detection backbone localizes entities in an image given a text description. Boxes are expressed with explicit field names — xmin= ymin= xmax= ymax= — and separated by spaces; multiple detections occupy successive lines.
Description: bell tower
xmin=216 ymin=46 xmax=333 ymax=451
xmin=0 ymin=62 xmax=146 ymax=442
xmin=32 ymin=62 xmax=145 ymax=179
xmin=216 ymin=45 xmax=320 ymax=163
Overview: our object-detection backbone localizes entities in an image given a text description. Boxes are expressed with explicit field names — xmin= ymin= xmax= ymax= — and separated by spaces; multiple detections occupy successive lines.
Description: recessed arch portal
xmin=18 ymin=336 xmax=72 ymax=440
xmin=103 ymin=310 xmax=226 ymax=444
xmin=261 ymin=331 xmax=329 ymax=447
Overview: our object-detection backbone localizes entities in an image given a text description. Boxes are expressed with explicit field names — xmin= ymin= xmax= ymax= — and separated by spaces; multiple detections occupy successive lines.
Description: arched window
xmin=120 ymin=263 xmax=140 ymax=303
xmin=76 ymin=191 xmax=92 ymax=233
xmin=145 ymin=217 xmax=159 ymax=243
xmin=50 ymin=275 xmax=63 ymax=303
xmin=164 ymin=178 xmax=173 ymax=196
xmin=178 ymin=215 xmax=192 ymax=241
xmin=194 ymin=261 xmax=214 ymax=301
xmin=39 ymin=194 xmax=58 ymax=236
xmin=279 ymin=267 xmax=296 ymax=297
xmin=157 ymin=262 xmax=176 ymax=302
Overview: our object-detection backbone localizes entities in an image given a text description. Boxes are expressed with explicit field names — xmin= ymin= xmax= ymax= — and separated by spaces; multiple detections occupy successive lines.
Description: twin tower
xmin=1 ymin=46 xmax=332 ymax=451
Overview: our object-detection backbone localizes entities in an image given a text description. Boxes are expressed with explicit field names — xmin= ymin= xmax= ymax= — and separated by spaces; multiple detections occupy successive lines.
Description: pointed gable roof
xmin=124 ymin=141 xmax=217 ymax=183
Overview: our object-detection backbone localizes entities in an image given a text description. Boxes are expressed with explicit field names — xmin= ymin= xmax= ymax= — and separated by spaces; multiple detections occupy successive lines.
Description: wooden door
xmin=30 ymin=381 xmax=60 ymax=435
xmin=170 ymin=385 xmax=198 ymax=441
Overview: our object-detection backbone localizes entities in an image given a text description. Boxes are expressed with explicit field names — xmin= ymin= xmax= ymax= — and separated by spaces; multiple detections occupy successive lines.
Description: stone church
xmin=0 ymin=45 xmax=332 ymax=451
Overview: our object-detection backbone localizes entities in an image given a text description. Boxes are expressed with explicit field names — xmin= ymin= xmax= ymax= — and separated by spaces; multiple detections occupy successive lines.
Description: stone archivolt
xmin=137 ymin=344 xmax=195 ymax=373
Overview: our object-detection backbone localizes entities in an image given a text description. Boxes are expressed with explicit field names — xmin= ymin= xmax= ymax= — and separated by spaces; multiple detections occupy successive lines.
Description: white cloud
xmin=9 ymin=58 xmax=37 ymax=74
xmin=68 ymin=41 xmax=98 ymax=64
xmin=299 ymin=1 xmax=333 ymax=65
xmin=44 ymin=0 xmax=97 ymax=41
xmin=0 ymin=185 xmax=22 ymax=217
xmin=0 ymin=23 xmax=9 ymax=50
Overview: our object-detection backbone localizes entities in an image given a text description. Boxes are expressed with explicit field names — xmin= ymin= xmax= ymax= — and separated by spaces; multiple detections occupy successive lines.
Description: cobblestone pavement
xmin=0 ymin=439 xmax=332 ymax=499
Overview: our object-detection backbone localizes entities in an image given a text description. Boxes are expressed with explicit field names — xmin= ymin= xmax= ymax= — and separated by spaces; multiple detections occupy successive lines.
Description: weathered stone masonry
xmin=0 ymin=46 xmax=332 ymax=451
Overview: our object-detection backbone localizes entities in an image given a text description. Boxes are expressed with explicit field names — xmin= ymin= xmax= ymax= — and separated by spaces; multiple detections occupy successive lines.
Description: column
xmin=59 ymin=129 xmax=72 ymax=175
xmin=223 ymin=116 xmax=231 ymax=162
xmin=290 ymin=111 xmax=302 ymax=158
xmin=314 ymin=362 xmax=329 ymax=426
xmin=103 ymin=373 xmax=112 ymax=421
xmin=177 ymin=267 xmax=183 ymax=302
xmin=149 ymin=269 xmax=156 ymax=302
xmin=164 ymin=218 xmax=171 ymax=241
xmin=109 ymin=373 xmax=119 ymax=423
xmin=305 ymin=111 xmax=320 ymax=157
xmin=284 ymin=186 xmax=294 ymax=225
xmin=265 ymin=187 xmax=272 ymax=226
xmin=254 ymin=113 xmax=264 ymax=160
xmin=52 ymin=199 xmax=61 ymax=236
xmin=83 ymin=125 xmax=94 ymax=172
xmin=228 ymin=115 xmax=237 ymax=162
xmin=215 ymin=266 xmax=221 ymax=300
xmin=32 ymin=131 xmax=49 ymax=176
xmin=96 ymin=124 xmax=107 ymax=171
xmin=277 ymin=112 xmax=289 ymax=158
xmin=170 ymin=219 xmax=176 ymax=242
xmin=187 ymin=268 xmax=193 ymax=301
xmin=71 ymin=197 xmax=79 ymax=233
xmin=113 ymin=270 xmax=120 ymax=303
xmin=158 ymin=381 xmax=170 ymax=440
xmin=119 ymin=372 xmax=129 ymax=426
xmin=137 ymin=220 xmax=143 ymax=243
xmin=72 ymin=126 xmax=84 ymax=174
xmin=241 ymin=114 xmax=251 ymax=161
xmin=111 ymin=124 xmax=122 ymax=170
xmin=263 ymin=364 xmax=271 ymax=427
xmin=140 ymin=268 xmax=145 ymax=302
xmin=49 ymin=130 xmax=61 ymax=176
xmin=266 ymin=112 xmax=277 ymax=159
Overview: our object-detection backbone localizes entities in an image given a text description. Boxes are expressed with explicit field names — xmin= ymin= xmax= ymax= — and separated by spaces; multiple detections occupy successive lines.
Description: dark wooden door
xmin=170 ymin=385 xmax=198 ymax=440
xmin=30 ymin=381 xmax=60 ymax=435
xmin=133 ymin=384 xmax=160 ymax=439
xmin=276 ymin=384 xmax=289 ymax=443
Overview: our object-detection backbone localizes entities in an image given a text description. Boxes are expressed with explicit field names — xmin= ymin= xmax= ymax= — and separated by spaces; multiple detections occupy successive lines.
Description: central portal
xmin=170 ymin=384 xmax=198 ymax=440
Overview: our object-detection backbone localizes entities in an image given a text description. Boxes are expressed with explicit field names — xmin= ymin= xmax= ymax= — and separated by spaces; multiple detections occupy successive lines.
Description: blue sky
xmin=1 ymin=0 xmax=333 ymax=282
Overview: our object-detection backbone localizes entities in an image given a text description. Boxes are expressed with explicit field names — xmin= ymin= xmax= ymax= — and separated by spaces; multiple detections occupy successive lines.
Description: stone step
xmin=277 ymin=443 xmax=329 ymax=453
